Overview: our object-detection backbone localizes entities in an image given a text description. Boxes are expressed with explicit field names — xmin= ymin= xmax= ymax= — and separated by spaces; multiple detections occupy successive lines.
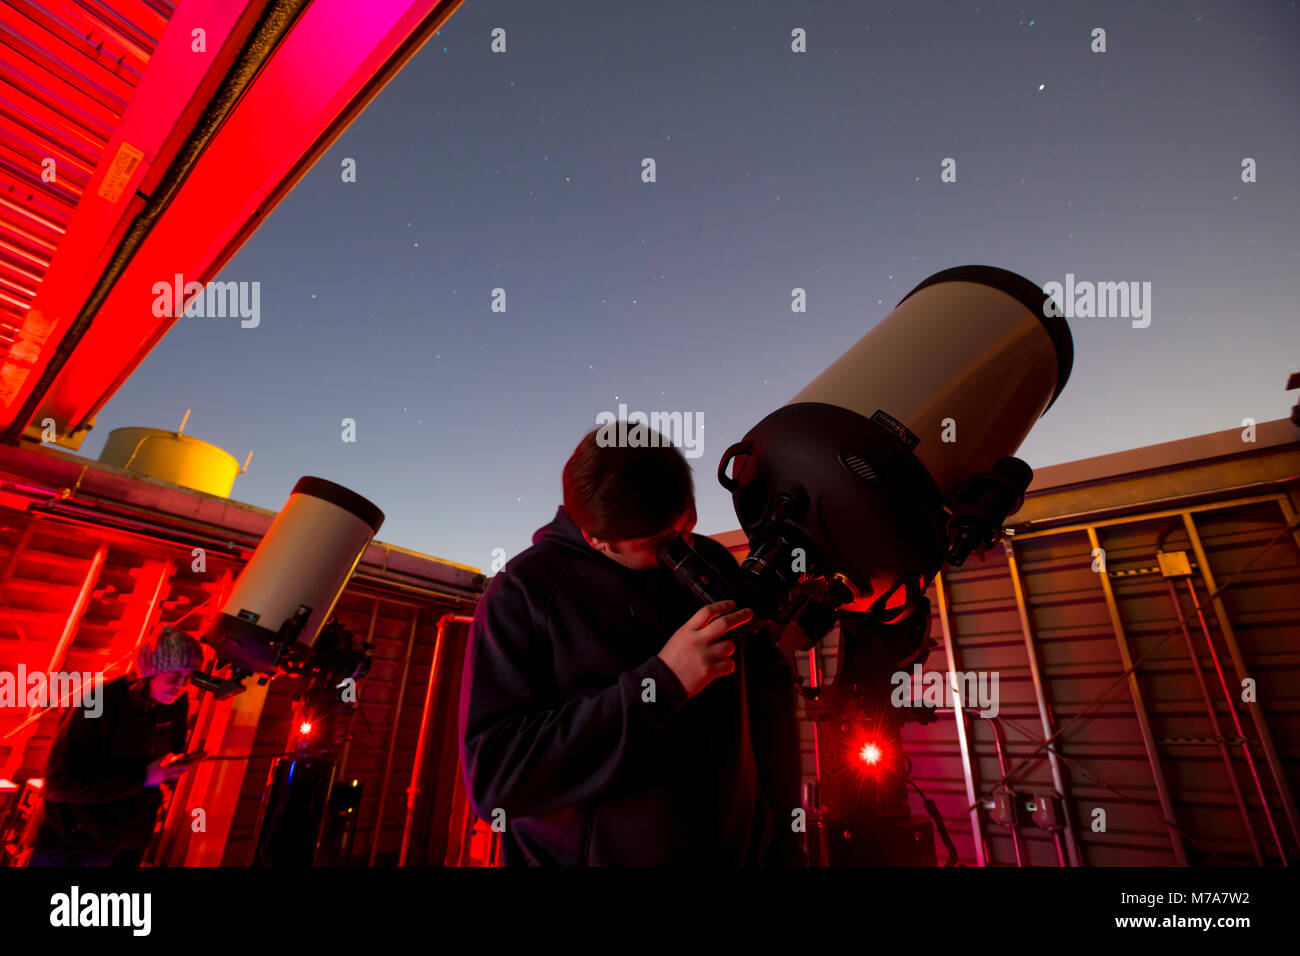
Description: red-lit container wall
xmin=0 ymin=469 xmax=480 ymax=866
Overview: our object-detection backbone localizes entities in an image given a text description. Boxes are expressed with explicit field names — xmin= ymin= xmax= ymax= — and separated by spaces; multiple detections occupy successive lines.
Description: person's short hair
xmin=562 ymin=426 xmax=693 ymax=540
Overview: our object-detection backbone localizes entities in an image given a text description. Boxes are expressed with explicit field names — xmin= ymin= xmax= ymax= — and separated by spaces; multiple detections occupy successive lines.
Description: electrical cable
xmin=903 ymin=776 xmax=960 ymax=866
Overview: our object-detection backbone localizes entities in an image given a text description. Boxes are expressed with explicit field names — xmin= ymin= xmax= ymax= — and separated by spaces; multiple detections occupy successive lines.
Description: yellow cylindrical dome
xmin=98 ymin=427 xmax=241 ymax=498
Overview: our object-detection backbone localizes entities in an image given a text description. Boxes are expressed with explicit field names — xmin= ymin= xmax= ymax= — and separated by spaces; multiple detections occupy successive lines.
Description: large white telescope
xmin=712 ymin=264 xmax=1071 ymax=624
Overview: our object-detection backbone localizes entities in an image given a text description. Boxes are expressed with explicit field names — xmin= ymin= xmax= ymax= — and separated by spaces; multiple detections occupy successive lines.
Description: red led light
xmin=859 ymin=742 xmax=883 ymax=766
xmin=299 ymin=722 xmax=312 ymax=735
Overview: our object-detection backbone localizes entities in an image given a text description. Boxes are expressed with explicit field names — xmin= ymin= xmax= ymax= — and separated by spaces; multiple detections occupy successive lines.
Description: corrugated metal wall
xmin=878 ymin=495 xmax=1300 ymax=867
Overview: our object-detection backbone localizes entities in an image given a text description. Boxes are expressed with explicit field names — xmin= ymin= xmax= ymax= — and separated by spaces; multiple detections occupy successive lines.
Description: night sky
xmin=88 ymin=1 xmax=1300 ymax=570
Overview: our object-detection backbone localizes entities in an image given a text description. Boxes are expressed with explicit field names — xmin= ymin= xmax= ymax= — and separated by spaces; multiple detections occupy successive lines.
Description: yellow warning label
xmin=97 ymin=142 xmax=145 ymax=203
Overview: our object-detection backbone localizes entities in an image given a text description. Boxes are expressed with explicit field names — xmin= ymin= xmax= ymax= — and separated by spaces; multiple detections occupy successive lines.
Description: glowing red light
xmin=299 ymin=722 xmax=313 ymax=735
xmin=859 ymin=742 xmax=882 ymax=766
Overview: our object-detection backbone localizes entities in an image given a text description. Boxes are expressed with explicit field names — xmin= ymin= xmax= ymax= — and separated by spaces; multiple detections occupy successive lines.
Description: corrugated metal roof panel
xmin=0 ymin=0 xmax=173 ymax=329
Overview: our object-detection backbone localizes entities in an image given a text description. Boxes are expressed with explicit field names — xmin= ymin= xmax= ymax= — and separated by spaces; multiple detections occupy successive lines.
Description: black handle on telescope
xmin=869 ymin=576 xmax=923 ymax=625
xmin=717 ymin=439 xmax=752 ymax=493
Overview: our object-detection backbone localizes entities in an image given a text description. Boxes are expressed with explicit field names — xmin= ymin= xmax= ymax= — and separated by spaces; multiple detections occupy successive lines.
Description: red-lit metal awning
xmin=0 ymin=0 xmax=463 ymax=449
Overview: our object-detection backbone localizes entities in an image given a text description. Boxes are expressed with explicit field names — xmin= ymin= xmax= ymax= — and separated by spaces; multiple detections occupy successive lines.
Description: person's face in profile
xmin=149 ymin=668 xmax=192 ymax=705
xmin=583 ymin=503 xmax=697 ymax=570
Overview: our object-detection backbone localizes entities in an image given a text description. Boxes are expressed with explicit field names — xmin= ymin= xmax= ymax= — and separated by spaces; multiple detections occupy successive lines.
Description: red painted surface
xmin=2 ymin=1 xmax=458 ymax=445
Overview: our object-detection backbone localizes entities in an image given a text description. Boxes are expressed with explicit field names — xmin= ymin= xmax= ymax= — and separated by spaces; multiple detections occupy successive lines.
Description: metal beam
xmin=368 ymin=606 xmax=421 ymax=866
xmin=43 ymin=543 xmax=107 ymax=678
xmin=1275 ymin=496 xmax=1300 ymax=566
xmin=1004 ymin=539 xmax=1083 ymax=866
xmin=1087 ymin=526 xmax=1188 ymax=864
xmin=1163 ymin=578 xmax=1264 ymax=865
xmin=1182 ymin=512 xmax=1300 ymax=857
xmin=1014 ymin=493 xmax=1287 ymax=541
xmin=336 ymin=596 xmax=380 ymax=787
xmin=400 ymin=611 xmax=473 ymax=866
xmin=0 ymin=540 xmax=105 ymax=779
xmin=933 ymin=570 xmax=986 ymax=866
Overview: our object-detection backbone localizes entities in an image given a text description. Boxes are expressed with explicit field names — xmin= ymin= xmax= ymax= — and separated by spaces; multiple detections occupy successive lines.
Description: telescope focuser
xmin=943 ymin=456 xmax=1033 ymax=566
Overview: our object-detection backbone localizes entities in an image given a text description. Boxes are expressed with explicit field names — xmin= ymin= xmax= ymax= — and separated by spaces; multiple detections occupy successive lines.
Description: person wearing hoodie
xmin=23 ymin=625 xmax=204 ymax=867
xmin=458 ymin=425 xmax=806 ymax=865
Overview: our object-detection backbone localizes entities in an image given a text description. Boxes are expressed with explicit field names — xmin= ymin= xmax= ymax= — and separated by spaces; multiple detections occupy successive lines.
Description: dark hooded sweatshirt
xmin=25 ymin=675 xmax=189 ymax=853
xmin=458 ymin=505 xmax=805 ymax=866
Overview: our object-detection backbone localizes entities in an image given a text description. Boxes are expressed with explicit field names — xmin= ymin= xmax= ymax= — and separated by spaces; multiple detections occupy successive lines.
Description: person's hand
xmin=144 ymin=754 xmax=190 ymax=788
xmin=658 ymin=600 xmax=753 ymax=697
